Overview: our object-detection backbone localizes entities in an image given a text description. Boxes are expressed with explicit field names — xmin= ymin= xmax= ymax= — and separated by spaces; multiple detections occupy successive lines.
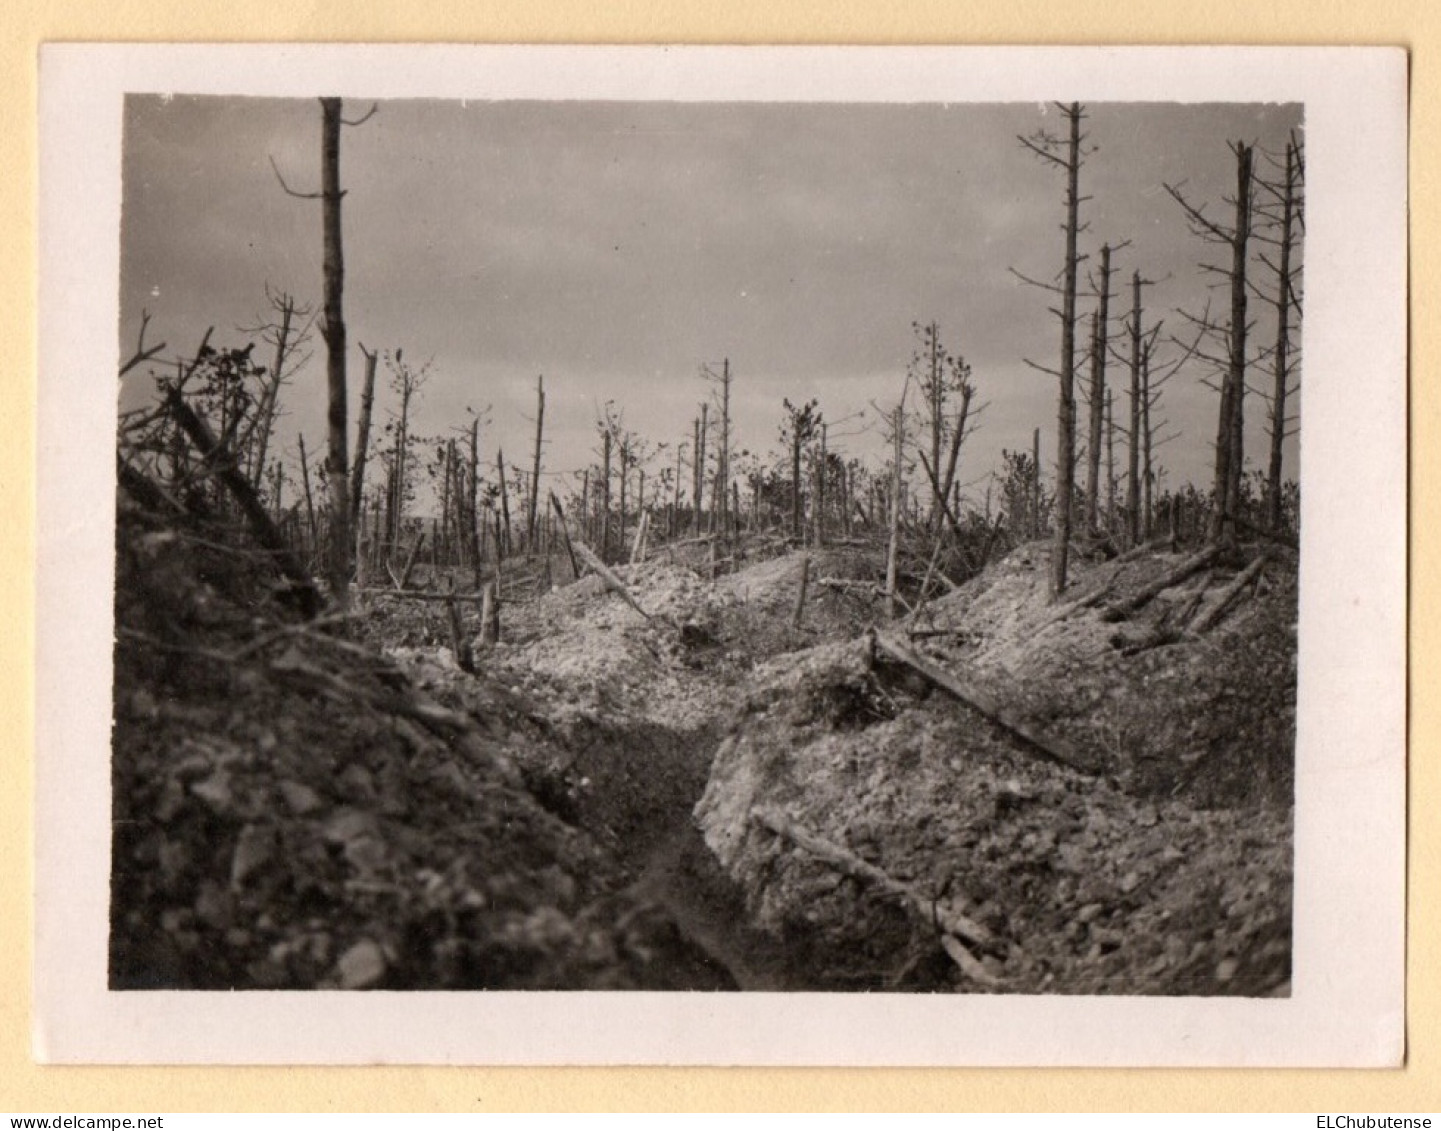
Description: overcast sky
xmin=119 ymin=96 xmax=1302 ymax=509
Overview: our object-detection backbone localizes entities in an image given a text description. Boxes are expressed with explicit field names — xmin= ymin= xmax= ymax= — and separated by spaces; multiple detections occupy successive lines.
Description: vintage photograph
xmin=32 ymin=41 xmax=1405 ymax=1067
xmin=109 ymin=93 xmax=1303 ymax=996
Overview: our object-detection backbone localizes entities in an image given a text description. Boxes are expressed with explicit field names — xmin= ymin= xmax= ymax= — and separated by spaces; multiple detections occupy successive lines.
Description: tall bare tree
xmin=1256 ymin=136 xmax=1304 ymax=532
xmin=527 ymin=375 xmax=546 ymax=552
xmin=349 ymin=342 xmax=379 ymax=536
xmin=272 ymin=97 xmax=377 ymax=606
xmin=780 ymin=397 xmax=822 ymax=540
xmin=910 ymin=321 xmax=977 ymax=533
xmin=1167 ymin=141 xmax=1255 ymax=544
xmin=1016 ymin=102 xmax=1089 ymax=597
xmin=1083 ymin=244 xmax=1115 ymax=531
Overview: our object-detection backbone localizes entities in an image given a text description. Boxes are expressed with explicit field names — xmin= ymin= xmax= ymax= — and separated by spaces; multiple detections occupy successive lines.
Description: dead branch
xmin=871 ymin=631 xmax=1092 ymax=773
xmin=1190 ymin=551 xmax=1269 ymax=633
xmin=164 ymin=389 xmax=323 ymax=618
xmin=119 ymin=310 xmax=167 ymax=376
xmin=573 ymin=540 xmax=652 ymax=619
xmin=750 ymin=805 xmax=1000 ymax=986
xmin=355 ymin=588 xmax=484 ymax=603
xmin=1100 ymin=544 xmax=1223 ymax=622
xmin=549 ymin=491 xmax=582 ymax=580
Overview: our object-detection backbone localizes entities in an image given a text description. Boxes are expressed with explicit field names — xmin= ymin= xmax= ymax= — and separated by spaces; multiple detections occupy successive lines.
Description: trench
xmin=523 ymin=714 xmax=795 ymax=990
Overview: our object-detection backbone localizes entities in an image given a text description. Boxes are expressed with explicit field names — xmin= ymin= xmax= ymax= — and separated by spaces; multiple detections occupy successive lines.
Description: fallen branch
xmin=572 ymin=540 xmax=652 ymax=619
xmin=750 ymin=805 xmax=1000 ymax=986
xmin=164 ymin=390 xmax=322 ymax=618
xmin=1113 ymin=572 xmax=1211 ymax=657
xmin=1100 ymin=544 xmax=1223 ymax=622
xmin=871 ymin=631 xmax=1093 ymax=773
xmin=817 ymin=577 xmax=885 ymax=595
xmin=355 ymin=588 xmax=483 ymax=603
xmin=548 ymin=491 xmax=582 ymax=580
xmin=1190 ymin=550 xmax=1269 ymax=633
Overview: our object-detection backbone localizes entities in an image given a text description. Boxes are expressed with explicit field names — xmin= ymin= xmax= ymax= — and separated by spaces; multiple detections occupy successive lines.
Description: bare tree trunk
xmin=1032 ymin=426 xmax=1041 ymax=538
xmin=497 ymin=451 xmax=511 ymax=559
xmin=320 ymin=98 xmax=350 ymax=606
xmin=439 ymin=439 xmax=453 ymax=565
xmin=1211 ymin=142 xmax=1253 ymax=544
xmin=297 ymin=431 xmax=319 ymax=560
xmin=249 ymin=293 xmax=295 ymax=485
xmin=718 ymin=359 xmax=731 ymax=536
xmin=792 ymin=553 xmax=810 ymax=630
xmin=927 ymin=322 xmax=943 ymax=529
xmin=617 ymin=446 xmax=629 ymax=560
xmin=528 ymin=374 xmax=544 ymax=552
xmin=1086 ymin=243 xmax=1111 ymax=531
xmin=1105 ymin=388 xmax=1116 ymax=536
xmin=813 ymin=422 xmax=827 ymax=547
xmin=694 ymin=404 xmax=707 ymax=535
xmin=1142 ymin=347 xmax=1154 ymax=539
xmin=349 ymin=343 xmax=378 ymax=537
xmin=791 ymin=431 xmax=804 ymax=540
xmin=600 ymin=431 xmax=612 ymax=561
xmin=938 ymin=382 xmax=973 ymax=516
xmin=1267 ymin=140 xmax=1299 ymax=532
xmin=1051 ymin=102 xmax=1083 ymax=599
xmin=468 ymin=416 xmax=481 ymax=583
xmin=886 ymin=404 xmax=903 ymax=619
xmin=673 ymin=442 xmax=684 ymax=540
xmin=1128 ymin=270 xmax=1142 ymax=547
xmin=479 ymin=580 xmax=500 ymax=645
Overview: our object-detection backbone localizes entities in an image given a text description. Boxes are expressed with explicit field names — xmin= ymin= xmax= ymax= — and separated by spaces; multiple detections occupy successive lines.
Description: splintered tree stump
xmin=791 ymin=554 xmax=811 ymax=631
xmin=479 ymin=580 xmax=500 ymax=645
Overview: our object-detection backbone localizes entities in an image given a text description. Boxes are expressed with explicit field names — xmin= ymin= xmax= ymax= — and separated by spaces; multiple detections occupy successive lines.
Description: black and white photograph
xmin=35 ymin=45 xmax=1405 ymax=1065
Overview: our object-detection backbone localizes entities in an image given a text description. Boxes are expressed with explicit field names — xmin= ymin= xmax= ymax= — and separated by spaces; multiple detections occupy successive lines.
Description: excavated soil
xmin=113 ymin=509 xmax=1295 ymax=995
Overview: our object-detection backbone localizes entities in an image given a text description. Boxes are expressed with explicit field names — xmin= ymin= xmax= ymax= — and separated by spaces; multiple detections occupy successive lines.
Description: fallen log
xmin=871 ymin=631 xmax=1093 ymax=773
xmin=572 ymin=540 xmax=652 ymax=619
xmin=750 ymin=805 xmax=1000 ymax=986
xmin=1189 ymin=550 xmax=1269 ymax=633
xmin=1100 ymin=544 xmax=1223 ymax=622
xmin=1113 ymin=571 xmax=1212 ymax=657
xmin=816 ymin=577 xmax=885 ymax=595
xmin=355 ymin=588 xmax=484 ymax=603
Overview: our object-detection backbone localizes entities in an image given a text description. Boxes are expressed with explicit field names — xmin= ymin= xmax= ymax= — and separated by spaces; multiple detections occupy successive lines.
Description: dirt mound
xmin=695 ymin=542 xmax=1296 ymax=994
xmin=111 ymin=499 xmax=734 ymax=990
xmin=916 ymin=540 xmax=1298 ymax=806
